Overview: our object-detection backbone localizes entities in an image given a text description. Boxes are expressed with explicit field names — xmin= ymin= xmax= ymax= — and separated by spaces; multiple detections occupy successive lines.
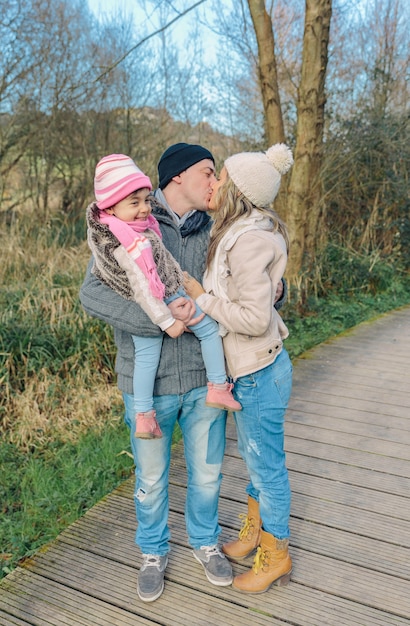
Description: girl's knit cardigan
xmin=86 ymin=202 xmax=184 ymax=331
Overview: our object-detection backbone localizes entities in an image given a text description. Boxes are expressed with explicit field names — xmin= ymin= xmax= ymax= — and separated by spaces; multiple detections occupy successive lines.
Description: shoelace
xmin=142 ymin=554 xmax=162 ymax=568
xmin=238 ymin=514 xmax=254 ymax=540
xmin=252 ymin=546 xmax=268 ymax=573
xmin=200 ymin=545 xmax=222 ymax=558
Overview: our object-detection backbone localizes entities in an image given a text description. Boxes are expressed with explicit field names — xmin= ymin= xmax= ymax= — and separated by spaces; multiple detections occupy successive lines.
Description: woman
xmin=184 ymin=143 xmax=294 ymax=593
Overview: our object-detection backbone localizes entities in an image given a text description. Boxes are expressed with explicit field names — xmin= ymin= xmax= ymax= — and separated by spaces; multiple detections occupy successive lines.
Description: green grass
xmin=0 ymin=420 xmax=134 ymax=577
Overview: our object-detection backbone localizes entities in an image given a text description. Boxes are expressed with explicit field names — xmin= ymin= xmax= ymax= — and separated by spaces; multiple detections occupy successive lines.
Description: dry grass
xmin=6 ymin=377 xmax=123 ymax=450
xmin=1 ymin=221 xmax=120 ymax=450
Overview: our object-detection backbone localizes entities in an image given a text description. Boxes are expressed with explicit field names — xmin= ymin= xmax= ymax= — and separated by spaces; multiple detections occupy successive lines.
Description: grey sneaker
xmin=193 ymin=545 xmax=233 ymax=586
xmin=137 ymin=554 xmax=168 ymax=602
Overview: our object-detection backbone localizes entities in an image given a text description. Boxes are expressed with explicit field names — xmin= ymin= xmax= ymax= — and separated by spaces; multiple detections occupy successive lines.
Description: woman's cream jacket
xmin=196 ymin=215 xmax=289 ymax=380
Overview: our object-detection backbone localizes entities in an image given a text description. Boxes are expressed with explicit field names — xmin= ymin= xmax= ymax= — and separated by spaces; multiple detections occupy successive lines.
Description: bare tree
xmin=286 ymin=0 xmax=332 ymax=285
xmin=246 ymin=0 xmax=332 ymax=288
xmin=247 ymin=0 xmax=285 ymax=144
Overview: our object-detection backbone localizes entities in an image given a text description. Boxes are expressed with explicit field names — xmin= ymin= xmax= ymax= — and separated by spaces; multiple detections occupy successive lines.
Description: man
xmin=80 ymin=143 xmax=233 ymax=602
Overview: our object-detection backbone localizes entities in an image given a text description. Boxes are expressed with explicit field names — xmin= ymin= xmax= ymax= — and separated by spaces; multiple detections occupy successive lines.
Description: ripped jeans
xmin=233 ymin=348 xmax=293 ymax=540
xmin=123 ymin=386 xmax=227 ymax=555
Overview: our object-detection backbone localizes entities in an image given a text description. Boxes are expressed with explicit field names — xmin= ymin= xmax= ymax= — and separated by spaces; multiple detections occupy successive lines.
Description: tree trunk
xmin=286 ymin=0 xmax=332 ymax=286
xmin=247 ymin=0 xmax=285 ymax=145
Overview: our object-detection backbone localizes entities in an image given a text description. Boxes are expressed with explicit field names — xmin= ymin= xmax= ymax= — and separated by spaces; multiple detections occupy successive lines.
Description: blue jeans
xmin=123 ymin=386 xmax=227 ymax=555
xmin=233 ymin=349 xmax=293 ymax=540
xmin=132 ymin=291 xmax=226 ymax=412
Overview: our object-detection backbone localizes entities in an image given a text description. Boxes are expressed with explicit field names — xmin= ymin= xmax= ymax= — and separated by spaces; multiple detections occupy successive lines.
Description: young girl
xmin=86 ymin=154 xmax=241 ymax=440
xmin=184 ymin=143 xmax=294 ymax=593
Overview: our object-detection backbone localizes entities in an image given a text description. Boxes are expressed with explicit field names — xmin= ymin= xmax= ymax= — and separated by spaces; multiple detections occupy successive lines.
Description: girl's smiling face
xmin=106 ymin=188 xmax=152 ymax=221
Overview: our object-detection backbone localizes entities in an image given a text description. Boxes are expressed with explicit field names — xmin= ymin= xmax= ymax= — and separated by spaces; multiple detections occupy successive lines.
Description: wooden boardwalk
xmin=1 ymin=306 xmax=410 ymax=625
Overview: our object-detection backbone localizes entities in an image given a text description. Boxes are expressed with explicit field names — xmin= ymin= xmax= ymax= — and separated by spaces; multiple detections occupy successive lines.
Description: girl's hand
xmin=167 ymin=296 xmax=195 ymax=323
xmin=183 ymin=271 xmax=205 ymax=299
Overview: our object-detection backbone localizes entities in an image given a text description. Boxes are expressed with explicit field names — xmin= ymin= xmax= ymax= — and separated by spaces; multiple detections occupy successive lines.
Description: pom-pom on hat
xmin=94 ymin=154 xmax=152 ymax=210
xmin=158 ymin=143 xmax=215 ymax=189
xmin=224 ymin=143 xmax=293 ymax=206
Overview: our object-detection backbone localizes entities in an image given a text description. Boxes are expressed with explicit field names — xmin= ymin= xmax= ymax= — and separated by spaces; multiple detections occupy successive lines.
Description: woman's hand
xmin=183 ymin=271 xmax=205 ymax=299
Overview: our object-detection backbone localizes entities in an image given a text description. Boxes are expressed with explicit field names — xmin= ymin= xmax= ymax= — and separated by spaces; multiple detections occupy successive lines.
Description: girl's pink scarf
xmin=99 ymin=211 xmax=166 ymax=299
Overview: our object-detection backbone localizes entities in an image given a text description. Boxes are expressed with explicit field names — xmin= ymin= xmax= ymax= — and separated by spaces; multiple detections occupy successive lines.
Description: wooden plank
xmin=0 ymin=569 xmax=159 ymax=626
xmin=286 ymin=409 xmax=410 ymax=443
xmin=289 ymin=472 xmax=410 ymax=519
xmin=292 ymin=384 xmax=410 ymax=412
xmin=308 ymin=335 xmax=410 ymax=357
xmin=112 ymin=475 xmax=410 ymax=546
xmin=169 ymin=456 xmax=410 ymax=523
xmin=52 ymin=498 xmax=409 ymax=620
xmin=293 ymin=339 xmax=410 ymax=371
xmin=289 ymin=518 xmax=410 ymax=580
xmin=285 ymin=398 xmax=410 ymax=432
xmin=290 ymin=493 xmax=410 ymax=547
xmin=59 ymin=503 xmax=410 ymax=581
xmin=18 ymin=541 xmax=409 ymax=626
xmin=293 ymin=359 xmax=410 ymax=390
xmin=291 ymin=547 xmax=410 ymax=619
xmin=289 ymin=388 xmax=409 ymax=419
xmin=226 ymin=422 xmax=410 ymax=478
xmin=294 ymin=367 xmax=410 ymax=391
xmin=0 ymin=612 xmax=32 ymax=626
xmin=16 ymin=545 xmax=290 ymax=626
xmin=172 ymin=458 xmax=410 ymax=527
xmin=222 ymin=450 xmax=410 ymax=497
xmin=0 ymin=573 xmax=90 ymax=626
xmin=281 ymin=436 xmax=410 ymax=477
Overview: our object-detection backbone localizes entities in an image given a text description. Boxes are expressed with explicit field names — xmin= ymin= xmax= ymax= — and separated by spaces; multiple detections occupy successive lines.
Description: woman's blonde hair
xmin=206 ymin=174 xmax=289 ymax=269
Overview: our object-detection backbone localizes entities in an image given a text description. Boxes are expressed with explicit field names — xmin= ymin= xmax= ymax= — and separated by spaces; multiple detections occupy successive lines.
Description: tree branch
xmin=94 ymin=0 xmax=208 ymax=83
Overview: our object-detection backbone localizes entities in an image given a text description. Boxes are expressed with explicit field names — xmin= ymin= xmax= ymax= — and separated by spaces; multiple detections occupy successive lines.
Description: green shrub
xmin=308 ymin=241 xmax=405 ymax=298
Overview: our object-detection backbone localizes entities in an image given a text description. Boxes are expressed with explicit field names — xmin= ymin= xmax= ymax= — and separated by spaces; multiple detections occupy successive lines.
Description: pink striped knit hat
xmin=94 ymin=154 xmax=152 ymax=210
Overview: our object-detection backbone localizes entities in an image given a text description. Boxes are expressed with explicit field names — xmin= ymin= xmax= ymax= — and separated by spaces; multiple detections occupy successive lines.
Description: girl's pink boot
xmin=205 ymin=382 xmax=242 ymax=411
xmin=135 ymin=410 xmax=163 ymax=439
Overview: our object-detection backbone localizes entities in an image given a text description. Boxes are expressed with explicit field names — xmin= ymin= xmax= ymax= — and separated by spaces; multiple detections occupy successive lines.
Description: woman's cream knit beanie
xmin=224 ymin=143 xmax=293 ymax=206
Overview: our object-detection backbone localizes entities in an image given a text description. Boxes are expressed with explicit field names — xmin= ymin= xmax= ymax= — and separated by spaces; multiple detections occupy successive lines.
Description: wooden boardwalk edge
xmin=1 ymin=305 xmax=410 ymax=625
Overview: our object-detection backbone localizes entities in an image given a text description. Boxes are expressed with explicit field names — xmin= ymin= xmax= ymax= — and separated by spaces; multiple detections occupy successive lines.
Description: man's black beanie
xmin=158 ymin=143 xmax=215 ymax=190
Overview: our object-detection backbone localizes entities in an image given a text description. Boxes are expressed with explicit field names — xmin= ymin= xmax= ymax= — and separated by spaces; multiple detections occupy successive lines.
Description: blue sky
xmin=87 ymin=0 xmax=217 ymax=30
xmin=88 ymin=0 xmax=140 ymax=21
xmin=87 ymin=0 xmax=222 ymax=68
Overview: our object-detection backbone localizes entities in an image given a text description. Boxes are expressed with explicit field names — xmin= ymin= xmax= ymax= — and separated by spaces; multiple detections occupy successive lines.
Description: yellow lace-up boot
xmin=222 ymin=496 xmax=261 ymax=560
xmin=233 ymin=529 xmax=292 ymax=593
